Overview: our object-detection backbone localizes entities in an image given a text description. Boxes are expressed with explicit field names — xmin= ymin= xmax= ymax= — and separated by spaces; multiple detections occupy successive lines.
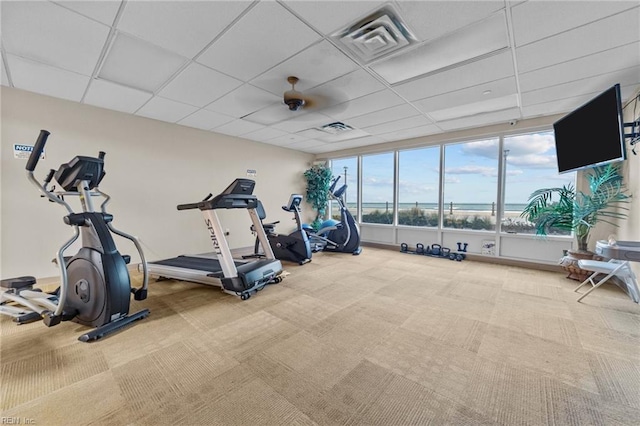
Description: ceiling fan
xmin=282 ymin=76 xmax=345 ymax=112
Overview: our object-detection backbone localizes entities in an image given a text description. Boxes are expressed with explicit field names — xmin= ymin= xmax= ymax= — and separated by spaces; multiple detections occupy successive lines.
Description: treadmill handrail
xmin=178 ymin=194 xmax=259 ymax=211
xmin=177 ymin=201 xmax=203 ymax=211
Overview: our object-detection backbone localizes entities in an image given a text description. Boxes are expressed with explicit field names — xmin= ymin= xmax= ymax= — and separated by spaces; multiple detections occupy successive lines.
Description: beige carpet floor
xmin=1 ymin=246 xmax=639 ymax=425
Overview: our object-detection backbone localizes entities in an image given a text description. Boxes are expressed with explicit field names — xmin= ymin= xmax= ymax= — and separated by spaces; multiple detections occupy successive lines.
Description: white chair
xmin=575 ymin=259 xmax=639 ymax=303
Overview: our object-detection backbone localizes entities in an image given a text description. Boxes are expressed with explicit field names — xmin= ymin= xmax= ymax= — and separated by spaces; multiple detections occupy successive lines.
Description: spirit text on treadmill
xmin=205 ymin=219 xmax=221 ymax=254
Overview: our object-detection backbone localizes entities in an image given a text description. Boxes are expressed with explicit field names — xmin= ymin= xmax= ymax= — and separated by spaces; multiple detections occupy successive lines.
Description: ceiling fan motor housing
xmin=285 ymin=97 xmax=305 ymax=111
xmin=284 ymin=76 xmax=306 ymax=111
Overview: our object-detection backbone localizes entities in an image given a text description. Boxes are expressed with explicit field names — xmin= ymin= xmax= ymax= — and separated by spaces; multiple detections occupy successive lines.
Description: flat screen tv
xmin=553 ymin=83 xmax=626 ymax=174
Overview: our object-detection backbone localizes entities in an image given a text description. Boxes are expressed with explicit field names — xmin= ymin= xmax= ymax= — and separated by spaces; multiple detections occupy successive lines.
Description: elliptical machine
xmin=244 ymin=194 xmax=312 ymax=265
xmin=304 ymin=176 xmax=362 ymax=255
xmin=0 ymin=130 xmax=149 ymax=342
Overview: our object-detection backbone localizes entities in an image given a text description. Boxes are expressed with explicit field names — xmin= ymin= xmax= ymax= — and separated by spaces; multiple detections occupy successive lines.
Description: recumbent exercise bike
xmin=244 ymin=194 xmax=312 ymax=265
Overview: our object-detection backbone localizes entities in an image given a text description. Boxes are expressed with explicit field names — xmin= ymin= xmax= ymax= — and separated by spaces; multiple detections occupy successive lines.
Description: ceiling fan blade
xmin=302 ymin=88 xmax=349 ymax=114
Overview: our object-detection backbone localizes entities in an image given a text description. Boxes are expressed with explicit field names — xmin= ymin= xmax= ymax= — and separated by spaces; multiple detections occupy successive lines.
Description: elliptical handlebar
xmin=328 ymin=175 xmax=340 ymax=193
xmin=25 ymin=130 xmax=74 ymax=214
xmin=26 ymin=129 xmax=50 ymax=172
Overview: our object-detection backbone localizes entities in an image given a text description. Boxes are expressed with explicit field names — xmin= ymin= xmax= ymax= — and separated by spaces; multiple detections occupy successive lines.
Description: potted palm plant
xmin=520 ymin=163 xmax=631 ymax=280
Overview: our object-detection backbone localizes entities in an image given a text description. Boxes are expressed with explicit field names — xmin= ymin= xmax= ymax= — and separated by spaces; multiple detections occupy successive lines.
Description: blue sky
xmin=331 ymin=131 xmax=577 ymax=205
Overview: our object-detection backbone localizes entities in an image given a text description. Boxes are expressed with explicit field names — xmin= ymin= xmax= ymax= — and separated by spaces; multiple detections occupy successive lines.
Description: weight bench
xmin=575 ymin=259 xmax=639 ymax=303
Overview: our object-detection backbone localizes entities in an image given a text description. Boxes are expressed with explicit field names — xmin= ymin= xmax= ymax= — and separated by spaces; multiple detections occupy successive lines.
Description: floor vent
xmin=331 ymin=4 xmax=417 ymax=64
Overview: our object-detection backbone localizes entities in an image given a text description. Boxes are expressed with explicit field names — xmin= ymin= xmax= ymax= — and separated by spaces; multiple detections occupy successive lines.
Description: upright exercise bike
xmin=0 ymin=130 xmax=149 ymax=342
xmin=305 ymin=176 xmax=362 ymax=255
xmin=245 ymin=194 xmax=312 ymax=265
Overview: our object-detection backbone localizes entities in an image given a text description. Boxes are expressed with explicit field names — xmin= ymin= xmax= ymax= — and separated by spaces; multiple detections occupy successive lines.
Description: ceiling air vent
xmin=332 ymin=4 xmax=417 ymax=64
xmin=320 ymin=122 xmax=354 ymax=134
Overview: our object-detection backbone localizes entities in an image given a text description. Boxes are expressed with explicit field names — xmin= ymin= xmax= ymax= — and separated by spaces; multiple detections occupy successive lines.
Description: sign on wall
xmin=246 ymin=169 xmax=257 ymax=178
xmin=14 ymin=144 xmax=45 ymax=160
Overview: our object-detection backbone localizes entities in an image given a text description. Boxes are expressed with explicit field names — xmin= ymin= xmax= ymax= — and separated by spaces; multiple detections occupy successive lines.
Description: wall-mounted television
xmin=553 ymin=83 xmax=626 ymax=174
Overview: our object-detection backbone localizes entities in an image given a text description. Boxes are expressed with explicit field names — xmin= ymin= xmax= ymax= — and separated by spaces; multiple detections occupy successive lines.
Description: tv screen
xmin=553 ymin=83 xmax=626 ymax=174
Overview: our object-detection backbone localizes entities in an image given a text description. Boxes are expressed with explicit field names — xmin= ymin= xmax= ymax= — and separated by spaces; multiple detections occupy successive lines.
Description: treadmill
xmin=147 ymin=179 xmax=283 ymax=300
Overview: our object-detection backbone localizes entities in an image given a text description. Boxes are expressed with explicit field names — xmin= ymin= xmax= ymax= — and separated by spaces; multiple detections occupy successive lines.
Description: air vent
xmin=319 ymin=122 xmax=354 ymax=134
xmin=332 ymin=5 xmax=417 ymax=64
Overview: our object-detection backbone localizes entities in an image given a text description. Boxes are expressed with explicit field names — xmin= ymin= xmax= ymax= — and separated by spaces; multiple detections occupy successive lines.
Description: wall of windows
xmin=361 ymin=152 xmax=394 ymax=224
xmin=397 ymin=146 xmax=440 ymax=226
xmin=330 ymin=157 xmax=358 ymax=220
xmin=443 ymin=138 xmax=499 ymax=231
xmin=501 ymin=131 xmax=576 ymax=235
xmin=328 ymin=129 xmax=576 ymax=236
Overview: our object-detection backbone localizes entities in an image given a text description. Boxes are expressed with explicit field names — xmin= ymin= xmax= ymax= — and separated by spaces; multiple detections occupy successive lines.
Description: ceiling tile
xmin=250 ymin=40 xmax=360 ymax=95
xmin=158 ymin=63 xmax=243 ymax=107
xmin=283 ymin=138 xmax=327 ymax=151
xmin=1 ymin=1 xmax=110 ymax=76
xmin=393 ymin=50 xmax=514 ymax=101
xmin=519 ymin=42 xmax=640 ymax=92
xmin=206 ymin=84 xmax=281 ymax=118
xmin=6 ymin=54 xmax=89 ymax=102
xmin=83 ymin=79 xmax=152 ymax=114
xmin=242 ymin=127 xmax=289 ymax=142
xmin=307 ymin=69 xmax=386 ymax=105
xmin=363 ymin=115 xmax=433 ymax=135
xmin=302 ymin=145 xmax=337 ymax=154
xmin=117 ymin=1 xmax=252 ymax=59
xmin=314 ymin=135 xmax=387 ymax=152
xmin=516 ymin=9 xmax=640 ymax=73
xmin=348 ymin=104 xmax=421 ymax=129
xmin=265 ymin=133 xmax=309 ymax=146
xmin=242 ymin=103 xmax=299 ymax=125
xmin=521 ymin=66 xmax=640 ymax=107
xmin=283 ymin=0 xmax=386 ymax=35
xmin=272 ymin=112 xmax=334 ymax=133
xmin=370 ymin=11 xmax=509 ymax=85
xmin=213 ymin=119 xmax=265 ymax=137
xmin=55 ymin=0 xmax=122 ymax=26
xmin=197 ymin=2 xmax=321 ymax=82
xmin=98 ymin=33 xmax=188 ymax=93
xmin=511 ymin=1 xmax=637 ymax=47
xmin=135 ymin=97 xmax=199 ymax=123
xmin=177 ymin=109 xmax=235 ymax=131
xmin=437 ymin=107 xmax=521 ymax=131
xmin=414 ymin=77 xmax=518 ymax=113
xmin=429 ymin=94 xmax=520 ymax=122
xmin=378 ymin=124 xmax=442 ymax=142
xmin=521 ymin=94 xmax=595 ymax=119
xmin=325 ymin=89 xmax=405 ymax=120
xmin=396 ymin=0 xmax=505 ymax=42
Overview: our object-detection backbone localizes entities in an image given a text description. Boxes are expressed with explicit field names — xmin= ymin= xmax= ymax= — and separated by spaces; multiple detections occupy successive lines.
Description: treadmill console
xmin=177 ymin=179 xmax=260 ymax=211
xmin=222 ymin=178 xmax=255 ymax=195
xmin=205 ymin=178 xmax=258 ymax=210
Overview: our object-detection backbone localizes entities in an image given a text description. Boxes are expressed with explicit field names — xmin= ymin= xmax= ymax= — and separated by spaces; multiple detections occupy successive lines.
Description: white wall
xmin=0 ymin=87 xmax=314 ymax=279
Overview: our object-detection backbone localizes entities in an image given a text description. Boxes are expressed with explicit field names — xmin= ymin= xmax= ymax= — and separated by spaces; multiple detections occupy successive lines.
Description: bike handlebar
xmin=26 ymin=130 xmax=50 ymax=172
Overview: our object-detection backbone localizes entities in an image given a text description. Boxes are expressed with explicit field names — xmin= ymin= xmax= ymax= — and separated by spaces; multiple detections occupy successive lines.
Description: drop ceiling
xmin=1 ymin=1 xmax=639 ymax=154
